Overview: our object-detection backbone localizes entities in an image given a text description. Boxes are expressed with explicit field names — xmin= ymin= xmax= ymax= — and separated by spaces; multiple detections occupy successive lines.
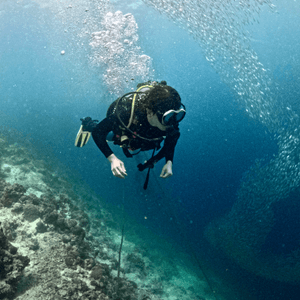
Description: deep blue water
xmin=1 ymin=0 xmax=300 ymax=299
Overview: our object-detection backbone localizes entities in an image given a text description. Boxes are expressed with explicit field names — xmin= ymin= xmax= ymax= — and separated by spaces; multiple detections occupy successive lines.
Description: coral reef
xmin=0 ymin=178 xmax=139 ymax=300
xmin=0 ymin=222 xmax=30 ymax=300
xmin=1 ymin=183 xmax=26 ymax=208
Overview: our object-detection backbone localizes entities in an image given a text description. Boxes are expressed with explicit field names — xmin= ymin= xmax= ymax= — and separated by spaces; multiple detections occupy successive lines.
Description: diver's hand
xmin=160 ymin=161 xmax=173 ymax=178
xmin=107 ymin=154 xmax=127 ymax=179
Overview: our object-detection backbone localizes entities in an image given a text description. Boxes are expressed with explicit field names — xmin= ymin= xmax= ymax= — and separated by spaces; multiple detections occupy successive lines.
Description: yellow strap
xmin=127 ymin=85 xmax=153 ymax=128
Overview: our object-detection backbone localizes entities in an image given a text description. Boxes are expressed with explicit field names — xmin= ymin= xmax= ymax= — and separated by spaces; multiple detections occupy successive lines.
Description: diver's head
xmin=146 ymin=85 xmax=185 ymax=126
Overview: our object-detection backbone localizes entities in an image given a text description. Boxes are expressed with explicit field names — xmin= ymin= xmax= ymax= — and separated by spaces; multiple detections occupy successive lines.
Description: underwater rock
xmin=66 ymin=219 xmax=77 ymax=228
xmin=11 ymin=157 xmax=30 ymax=166
xmin=72 ymin=211 xmax=90 ymax=231
xmin=35 ymin=221 xmax=48 ymax=234
xmin=0 ymin=179 xmax=8 ymax=196
xmin=11 ymin=202 xmax=23 ymax=214
xmin=44 ymin=211 xmax=59 ymax=225
xmin=60 ymin=277 xmax=108 ymax=300
xmin=38 ymin=197 xmax=57 ymax=219
xmin=23 ymin=204 xmax=40 ymax=222
xmin=64 ymin=246 xmax=83 ymax=270
xmin=90 ymin=264 xmax=112 ymax=293
xmin=1 ymin=183 xmax=26 ymax=207
xmin=56 ymin=216 xmax=69 ymax=231
xmin=61 ymin=234 xmax=71 ymax=244
xmin=0 ymin=220 xmax=18 ymax=242
xmin=28 ymin=238 xmax=40 ymax=251
xmin=27 ymin=193 xmax=40 ymax=206
xmin=79 ymin=215 xmax=90 ymax=229
xmin=124 ymin=253 xmax=147 ymax=276
xmin=76 ymin=240 xmax=92 ymax=260
xmin=109 ymin=277 xmax=138 ymax=300
xmin=65 ymin=256 xmax=77 ymax=269
xmin=71 ymin=225 xmax=85 ymax=237
xmin=83 ymin=258 xmax=95 ymax=270
xmin=19 ymin=194 xmax=40 ymax=206
xmin=0 ymin=222 xmax=30 ymax=299
xmin=90 ymin=265 xmax=104 ymax=280
xmin=89 ymin=262 xmax=139 ymax=300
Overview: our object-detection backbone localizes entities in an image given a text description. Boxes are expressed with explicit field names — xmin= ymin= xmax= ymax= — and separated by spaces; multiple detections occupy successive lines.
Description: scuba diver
xmin=75 ymin=80 xmax=185 ymax=188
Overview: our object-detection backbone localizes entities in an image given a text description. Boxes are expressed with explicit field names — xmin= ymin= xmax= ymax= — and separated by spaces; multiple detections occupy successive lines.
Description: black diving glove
xmin=80 ymin=117 xmax=99 ymax=132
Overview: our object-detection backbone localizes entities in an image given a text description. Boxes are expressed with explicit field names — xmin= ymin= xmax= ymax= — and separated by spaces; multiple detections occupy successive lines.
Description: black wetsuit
xmin=92 ymin=112 xmax=180 ymax=164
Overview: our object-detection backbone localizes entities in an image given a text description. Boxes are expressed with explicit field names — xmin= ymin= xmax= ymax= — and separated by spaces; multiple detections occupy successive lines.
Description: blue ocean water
xmin=1 ymin=0 xmax=300 ymax=299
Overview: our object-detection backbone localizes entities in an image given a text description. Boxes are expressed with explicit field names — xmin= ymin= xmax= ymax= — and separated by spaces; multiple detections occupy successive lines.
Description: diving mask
xmin=159 ymin=105 xmax=186 ymax=126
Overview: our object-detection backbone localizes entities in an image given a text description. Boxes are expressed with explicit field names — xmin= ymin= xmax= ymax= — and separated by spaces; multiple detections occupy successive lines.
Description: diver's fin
xmin=75 ymin=125 xmax=91 ymax=147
